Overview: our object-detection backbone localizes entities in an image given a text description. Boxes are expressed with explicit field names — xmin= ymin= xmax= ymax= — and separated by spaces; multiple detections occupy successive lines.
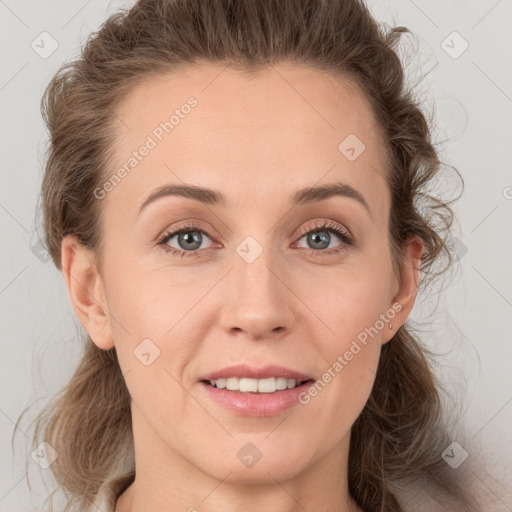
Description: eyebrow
xmin=137 ymin=181 xmax=371 ymax=215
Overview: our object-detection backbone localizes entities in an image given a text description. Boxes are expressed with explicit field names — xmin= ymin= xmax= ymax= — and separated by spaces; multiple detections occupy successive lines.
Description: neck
xmin=119 ymin=478 xmax=362 ymax=512
xmin=115 ymin=403 xmax=363 ymax=512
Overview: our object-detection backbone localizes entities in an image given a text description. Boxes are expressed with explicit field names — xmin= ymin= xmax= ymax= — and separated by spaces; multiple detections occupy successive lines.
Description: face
xmin=64 ymin=62 xmax=421 ymax=488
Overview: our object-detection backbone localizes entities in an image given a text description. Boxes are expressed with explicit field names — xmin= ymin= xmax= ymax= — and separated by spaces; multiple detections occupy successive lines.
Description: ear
xmin=382 ymin=235 xmax=424 ymax=344
xmin=61 ymin=235 xmax=114 ymax=350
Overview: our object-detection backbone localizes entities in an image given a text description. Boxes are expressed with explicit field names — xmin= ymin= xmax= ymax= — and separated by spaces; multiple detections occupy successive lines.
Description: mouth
xmin=197 ymin=364 xmax=316 ymax=416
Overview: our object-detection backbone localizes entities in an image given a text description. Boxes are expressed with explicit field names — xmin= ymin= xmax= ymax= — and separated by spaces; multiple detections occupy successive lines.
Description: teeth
xmin=258 ymin=378 xmax=276 ymax=393
xmin=240 ymin=378 xmax=258 ymax=392
xmin=276 ymin=377 xmax=288 ymax=390
xmin=207 ymin=377 xmax=304 ymax=393
xmin=226 ymin=377 xmax=239 ymax=391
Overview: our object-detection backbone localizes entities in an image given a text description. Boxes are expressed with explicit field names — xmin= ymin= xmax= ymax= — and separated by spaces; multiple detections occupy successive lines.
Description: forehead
xmin=106 ymin=62 xmax=390 ymax=219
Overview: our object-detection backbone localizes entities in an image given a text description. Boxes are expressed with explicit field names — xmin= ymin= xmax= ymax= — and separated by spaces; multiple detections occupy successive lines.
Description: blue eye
xmin=158 ymin=223 xmax=213 ymax=258
xmin=295 ymin=220 xmax=353 ymax=255
xmin=157 ymin=220 xmax=353 ymax=258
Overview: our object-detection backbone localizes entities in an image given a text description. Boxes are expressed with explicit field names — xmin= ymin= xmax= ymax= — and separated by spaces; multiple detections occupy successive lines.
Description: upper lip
xmin=199 ymin=364 xmax=314 ymax=382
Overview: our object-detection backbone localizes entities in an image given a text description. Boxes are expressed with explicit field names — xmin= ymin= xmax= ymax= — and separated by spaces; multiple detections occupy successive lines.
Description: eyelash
xmin=157 ymin=220 xmax=353 ymax=259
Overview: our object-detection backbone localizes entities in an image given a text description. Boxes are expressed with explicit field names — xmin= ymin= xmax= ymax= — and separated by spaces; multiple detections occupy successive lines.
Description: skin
xmin=61 ymin=62 xmax=423 ymax=512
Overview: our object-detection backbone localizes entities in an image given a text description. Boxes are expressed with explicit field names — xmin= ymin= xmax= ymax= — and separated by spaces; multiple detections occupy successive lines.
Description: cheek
xmin=102 ymin=260 xmax=208 ymax=400
xmin=300 ymin=329 xmax=381 ymax=441
xmin=307 ymin=266 xmax=391 ymax=348
xmin=103 ymin=256 xmax=202 ymax=339
xmin=297 ymin=268 xmax=389 ymax=422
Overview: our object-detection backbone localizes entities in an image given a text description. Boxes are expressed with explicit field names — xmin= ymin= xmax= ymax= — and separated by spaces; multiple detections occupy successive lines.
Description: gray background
xmin=1 ymin=0 xmax=511 ymax=510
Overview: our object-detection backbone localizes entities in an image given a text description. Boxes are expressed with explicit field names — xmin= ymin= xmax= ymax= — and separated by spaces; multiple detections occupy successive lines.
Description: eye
xmin=157 ymin=222 xmax=215 ymax=258
xmin=157 ymin=219 xmax=354 ymax=258
xmin=294 ymin=220 xmax=353 ymax=256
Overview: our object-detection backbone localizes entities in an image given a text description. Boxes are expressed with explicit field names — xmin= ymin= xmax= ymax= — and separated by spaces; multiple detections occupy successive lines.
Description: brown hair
xmin=15 ymin=0 xmax=478 ymax=511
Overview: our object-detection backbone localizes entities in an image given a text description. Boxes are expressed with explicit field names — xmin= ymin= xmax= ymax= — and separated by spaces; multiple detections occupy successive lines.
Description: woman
xmin=21 ymin=0 xmax=480 ymax=510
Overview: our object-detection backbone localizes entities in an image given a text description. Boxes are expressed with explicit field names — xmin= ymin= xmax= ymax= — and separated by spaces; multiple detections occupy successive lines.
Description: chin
xmin=194 ymin=442 xmax=314 ymax=486
xmin=209 ymin=461 xmax=307 ymax=486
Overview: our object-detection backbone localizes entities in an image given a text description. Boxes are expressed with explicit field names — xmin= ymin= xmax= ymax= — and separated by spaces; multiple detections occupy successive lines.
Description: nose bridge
xmin=233 ymin=233 xmax=283 ymax=304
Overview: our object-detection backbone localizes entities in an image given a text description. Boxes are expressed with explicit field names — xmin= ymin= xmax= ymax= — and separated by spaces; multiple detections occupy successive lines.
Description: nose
xmin=218 ymin=242 xmax=296 ymax=342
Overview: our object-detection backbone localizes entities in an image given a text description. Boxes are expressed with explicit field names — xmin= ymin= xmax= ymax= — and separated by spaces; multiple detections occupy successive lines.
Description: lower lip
xmin=199 ymin=381 xmax=314 ymax=417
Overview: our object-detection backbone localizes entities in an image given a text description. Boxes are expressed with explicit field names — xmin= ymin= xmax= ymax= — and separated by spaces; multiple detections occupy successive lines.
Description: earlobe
xmin=382 ymin=236 xmax=424 ymax=344
xmin=60 ymin=235 xmax=114 ymax=350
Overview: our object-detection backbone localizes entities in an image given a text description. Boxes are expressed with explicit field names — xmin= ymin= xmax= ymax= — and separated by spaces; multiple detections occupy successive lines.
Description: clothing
xmin=88 ymin=470 xmax=135 ymax=512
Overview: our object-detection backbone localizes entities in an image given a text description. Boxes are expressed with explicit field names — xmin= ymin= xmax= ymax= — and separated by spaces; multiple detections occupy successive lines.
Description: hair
xmin=14 ymin=0 xmax=479 ymax=511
